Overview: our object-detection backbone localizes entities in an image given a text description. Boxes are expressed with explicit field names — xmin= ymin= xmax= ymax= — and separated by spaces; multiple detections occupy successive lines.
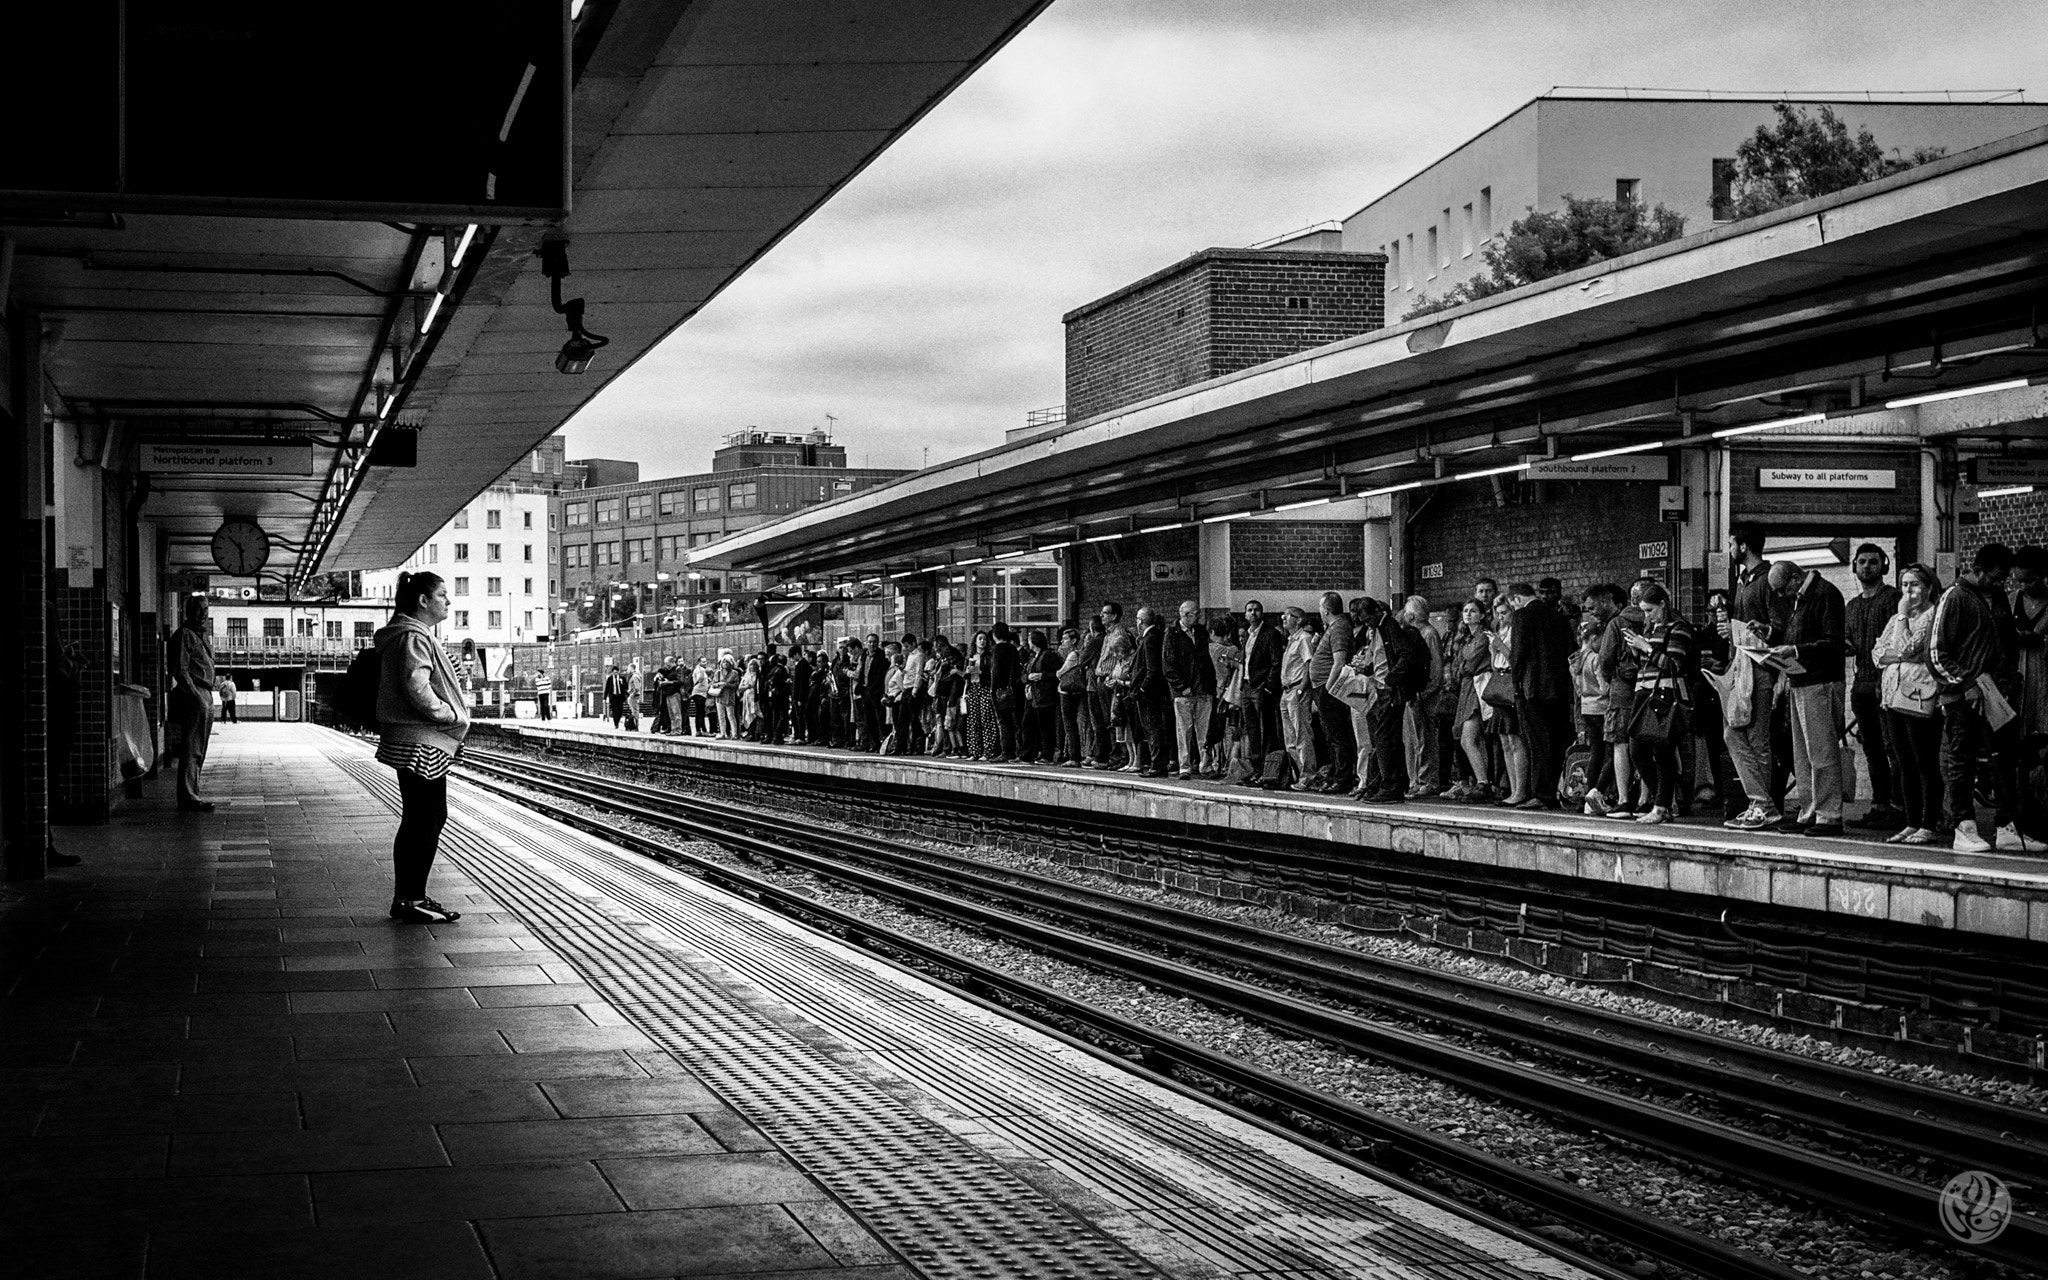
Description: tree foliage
xmin=1727 ymin=103 xmax=1946 ymax=219
xmin=1403 ymin=194 xmax=1687 ymax=320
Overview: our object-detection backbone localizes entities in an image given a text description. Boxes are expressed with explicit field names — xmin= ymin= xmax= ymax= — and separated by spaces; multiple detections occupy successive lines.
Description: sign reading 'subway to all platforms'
xmin=1758 ymin=466 xmax=1896 ymax=490
xmin=142 ymin=442 xmax=314 ymax=476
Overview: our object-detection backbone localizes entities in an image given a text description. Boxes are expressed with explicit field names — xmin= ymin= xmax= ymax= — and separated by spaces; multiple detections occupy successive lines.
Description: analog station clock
xmin=210 ymin=519 xmax=271 ymax=577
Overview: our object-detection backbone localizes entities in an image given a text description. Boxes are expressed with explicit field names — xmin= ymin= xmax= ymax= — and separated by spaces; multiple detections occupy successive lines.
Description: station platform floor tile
xmin=483 ymin=719 xmax=2048 ymax=943
xmin=6 ymin=724 xmax=1591 ymax=1280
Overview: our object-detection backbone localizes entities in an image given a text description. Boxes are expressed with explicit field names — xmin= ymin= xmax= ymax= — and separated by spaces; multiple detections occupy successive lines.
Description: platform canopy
xmin=2 ymin=0 xmax=1050 ymax=588
xmin=696 ymin=124 xmax=2048 ymax=583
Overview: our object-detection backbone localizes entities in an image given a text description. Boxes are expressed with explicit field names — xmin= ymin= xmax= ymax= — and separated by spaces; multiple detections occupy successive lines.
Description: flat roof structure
xmin=5 ymin=1 xmax=1052 ymax=589
xmin=693 ymin=124 xmax=2048 ymax=581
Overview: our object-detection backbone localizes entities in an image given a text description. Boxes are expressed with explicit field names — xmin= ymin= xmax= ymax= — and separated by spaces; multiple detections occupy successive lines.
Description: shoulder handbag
xmin=1628 ymin=676 xmax=1681 ymax=746
xmin=1477 ymin=670 xmax=1517 ymax=709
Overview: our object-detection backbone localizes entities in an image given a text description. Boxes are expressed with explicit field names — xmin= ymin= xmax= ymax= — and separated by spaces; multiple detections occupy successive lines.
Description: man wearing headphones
xmin=1844 ymin=543 xmax=1904 ymax=832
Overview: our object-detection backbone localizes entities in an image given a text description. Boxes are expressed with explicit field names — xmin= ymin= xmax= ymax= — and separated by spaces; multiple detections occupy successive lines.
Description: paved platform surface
xmin=485 ymin=721 xmax=2048 ymax=944
xmin=4 ymin=724 xmax=1588 ymax=1280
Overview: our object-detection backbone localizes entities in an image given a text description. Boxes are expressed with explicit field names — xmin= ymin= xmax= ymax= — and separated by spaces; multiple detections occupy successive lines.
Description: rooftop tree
xmin=1725 ymin=103 xmax=1947 ymax=219
xmin=1404 ymin=194 xmax=1686 ymax=319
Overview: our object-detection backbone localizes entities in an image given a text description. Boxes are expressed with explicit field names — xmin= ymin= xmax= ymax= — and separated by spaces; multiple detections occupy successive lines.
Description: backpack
xmin=1384 ymin=625 xmax=1431 ymax=700
xmin=1258 ymin=749 xmax=1296 ymax=790
xmin=341 ymin=646 xmax=382 ymax=732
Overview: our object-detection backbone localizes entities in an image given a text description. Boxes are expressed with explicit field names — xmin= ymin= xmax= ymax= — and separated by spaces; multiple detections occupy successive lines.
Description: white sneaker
xmin=1952 ymin=821 xmax=1992 ymax=853
xmin=1583 ymin=791 xmax=1609 ymax=817
xmin=1994 ymin=825 xmax=2045 ymax=854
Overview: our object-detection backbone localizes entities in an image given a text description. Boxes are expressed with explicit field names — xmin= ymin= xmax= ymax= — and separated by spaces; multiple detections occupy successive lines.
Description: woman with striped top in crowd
xmin=1621 ymin=582 xmax=1695 ymax=826
xmin=373 ymin=570 xmax=471 ymax=924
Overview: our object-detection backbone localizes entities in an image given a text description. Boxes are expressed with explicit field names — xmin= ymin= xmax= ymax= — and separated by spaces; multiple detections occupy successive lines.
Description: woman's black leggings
xmin=394 ymin=769 xmax=449 ymax=900
xmin=1885 ymin=707 xmax=1943 ymax=830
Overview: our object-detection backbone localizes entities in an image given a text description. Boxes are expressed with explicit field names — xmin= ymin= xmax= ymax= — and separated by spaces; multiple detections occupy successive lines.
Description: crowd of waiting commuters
xmin=581 ymin=527 xmax=2047 ymax=855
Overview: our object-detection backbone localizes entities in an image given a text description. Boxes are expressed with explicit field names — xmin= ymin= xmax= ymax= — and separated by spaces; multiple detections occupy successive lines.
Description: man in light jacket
xmin=168 ymin=595 xmax=217 ymax=812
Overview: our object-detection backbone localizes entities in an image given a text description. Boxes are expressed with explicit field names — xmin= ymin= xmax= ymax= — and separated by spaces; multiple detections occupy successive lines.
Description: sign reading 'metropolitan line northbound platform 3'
xmin=141 ymin=442 xmax=314 ymax=476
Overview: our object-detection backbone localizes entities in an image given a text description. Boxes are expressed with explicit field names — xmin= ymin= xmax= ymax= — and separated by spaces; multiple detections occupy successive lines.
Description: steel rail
xmin=501 ymin=732 xmax=2048 ymax=1025
xmin=444 ymin=761 xmax=1801 ymax=1280
xmin=462 ymin=747 xmax=2048 ymax=1185
xmin=454 ymin=751 xmax=2045 ymax=1272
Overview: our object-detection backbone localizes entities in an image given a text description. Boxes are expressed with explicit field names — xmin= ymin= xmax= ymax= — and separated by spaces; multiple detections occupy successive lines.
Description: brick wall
xmin=1063 ymin=249 xmax=1385 ymax=422
xmin=1962 ymin=490 xmax=2048 ymax=556
xmin=1069 ymin=528 xmax=1200 ymax=623
xmin=1408 ymin=479 xmax=1664 ymax=612
xmin=1229 ymin=521 xmax=1363 ymax=592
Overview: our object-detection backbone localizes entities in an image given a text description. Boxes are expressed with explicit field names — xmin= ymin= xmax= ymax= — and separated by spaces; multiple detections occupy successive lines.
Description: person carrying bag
xmin=1622 ymin=583 xmax=1693 ymax=825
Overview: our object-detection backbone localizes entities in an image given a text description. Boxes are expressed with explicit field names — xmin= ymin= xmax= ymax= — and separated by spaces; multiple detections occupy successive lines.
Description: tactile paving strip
xmin=329 ymin=741 xmax=1584 ymax=1280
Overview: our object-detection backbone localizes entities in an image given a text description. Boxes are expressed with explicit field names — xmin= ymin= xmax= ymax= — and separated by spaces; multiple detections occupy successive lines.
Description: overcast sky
xmin=560 ymin=0 xmax=2046 ymax=478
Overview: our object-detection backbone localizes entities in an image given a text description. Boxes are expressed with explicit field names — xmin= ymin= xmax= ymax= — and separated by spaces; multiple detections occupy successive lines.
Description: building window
xmin=453 ymin=509 xmax=469 ymax=529
xmin=564 ymin=545 xmax=589 ymax=569
xmin=1285 ymin=295 xmax=1308 ymax=310
xmin=523 ymin=610 xmax=534 ymax=631
xmin=263 ymin=617 xmax=284 ymax=642
xmin=1426 ymin=226 xmax=1439 ymax=277
xmin=296 ymin=617 xmax=315 ymax=639
xmin=426 ymin=544 xmax=438 ymax=564
xmin=1388 ymin=240 xmax=1401 ymax=289
xmin=453 ymin=543 xmax=469 ymax=561
xmin=691 ymin=531 xmax=719 ymax=547
xmin=487 ymin=543 xmax=501 ymax=562
xmin=549 ymin=578 xmax=557 ymax=596
xmin=325 ymin=620 xmax=342 ymax=640
xmin=565 ymin=501 xmax=589 ymax=526
xmin=658 ymin=535 xmax=682 ymax=562
xmin=487 ymin=577 xmax=502 ymax=596
xmin=522 ymin=544 xmax=533 ymax=563
xmin=1478 ymin=185 xmax=1492 ymax=233
xmin=626 ymin=538 xmax=651 ymax=564
xmin=227 ymin=617 xmax=249 ymax=644
xmin=1711 ymin=159 xmax=1736 ymax=221
xmin=486 ymin=509 xmax=502 ymax=529
xmin=454 ymin=610 xmax=469 ymax=628
xmin=1461 ymin=203 xmax=1474 ymax=256
xmin=657 ymin=490 xmax=681 ymax=515
xmin=833 ymin=479 xmax=854 ymax=496
xmin=595 ymin=497 xmax=621 ymax=524
xmin=727 ymin=481 xmax=758 ymax=510
xmin=1440 ymin=208 xmax=1452 ymax=266
xmin=523 ymin=578 xmax=534 ymax=595
xmin=523 ymin=511 xmax=533 ymax=529
xmin=1616 ymin=177 xmax=1641 ymax=206
xmin=354 ymin=621 xmax=374 ymax=641
xmin=549 ymin=512 xmax=559 ymax=531
xmin=729 ymin=574 xmax=753 ymax=592
xmin=693 ymin=486 xmax=720 ymax=514
xmin=1403 ymin=233 xmax=1415 ymax=289
xmin=454 ymin=577 xmax=470 ymax=595
xmin=627 ymin=493 xmax=653 ymax=520
xmin=488 ymin=610 xmax=503 ymax=629
xmin=597 ymin=542 xmax=620 ymax=566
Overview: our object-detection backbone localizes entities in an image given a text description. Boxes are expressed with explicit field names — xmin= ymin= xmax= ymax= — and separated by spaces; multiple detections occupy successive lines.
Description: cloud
xmin=562 ymin=0 xmax=2048 ymax=478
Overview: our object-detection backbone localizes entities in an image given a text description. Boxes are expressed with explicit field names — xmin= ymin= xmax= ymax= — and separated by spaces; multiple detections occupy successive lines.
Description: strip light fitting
xmin=1709 ymin=411 xmax=1828 ymax=439
xmin=1884 ymin=378 xmax=2031 ymax=410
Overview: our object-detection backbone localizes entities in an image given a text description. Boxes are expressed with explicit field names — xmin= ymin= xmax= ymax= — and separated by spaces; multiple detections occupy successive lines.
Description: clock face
xmin=210 ymin=519 xmax=271 ymax=577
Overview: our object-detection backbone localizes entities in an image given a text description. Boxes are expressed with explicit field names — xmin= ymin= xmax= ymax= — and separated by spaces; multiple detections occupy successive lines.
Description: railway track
xmin=478 ymin=727 xmax=2048 ymax=1063
xmin=456 ymin=744 xmax=2044 ymax=1277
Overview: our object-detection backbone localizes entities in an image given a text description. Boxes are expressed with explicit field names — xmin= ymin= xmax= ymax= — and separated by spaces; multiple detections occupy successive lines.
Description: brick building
xmin=1061 ymin=247 xmax=1385 ymax=424
xmin=554 ymin=430 xmax=906 ymax=635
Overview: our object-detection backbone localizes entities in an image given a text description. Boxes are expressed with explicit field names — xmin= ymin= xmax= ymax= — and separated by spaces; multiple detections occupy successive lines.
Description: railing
xmin=215 ymin=636 xmax=372 ymax=664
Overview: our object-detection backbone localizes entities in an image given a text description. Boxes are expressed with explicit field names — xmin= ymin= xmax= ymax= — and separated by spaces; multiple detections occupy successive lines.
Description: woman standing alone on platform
xmin=373 ymin=570 xmax=470 ymax=924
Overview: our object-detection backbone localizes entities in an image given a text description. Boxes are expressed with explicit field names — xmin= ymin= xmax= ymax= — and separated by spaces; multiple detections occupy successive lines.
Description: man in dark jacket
xmin=990 ymin=621 xmax=1023 ymax=760
xmin=1241 ymin=599 xmax=1284 ymax=771
xmin=1767 ymin=560 xmax=1847 ymax=836
xmin=1722 ymin=521 xmax=1794 ymax=829
xmin=789 ymin=646 xmax=814 ymax=743
xmin=1132 ymin=607 xmax=1172 ymax=776
xmin=603 ymin=664 xmax=630 ymax=729
xmin=856 ymin=634 xmax=887 ymax=751
xmin=1929 ymin=543 xmax=2019 ymax=852
xmin=1508 ymin=582 xmax=1575 ymax=809
xmin=1165 ymin=600 xmax=1216 ymax=780
xmin=1843 ymin=545 xmax=1903 ymax=830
